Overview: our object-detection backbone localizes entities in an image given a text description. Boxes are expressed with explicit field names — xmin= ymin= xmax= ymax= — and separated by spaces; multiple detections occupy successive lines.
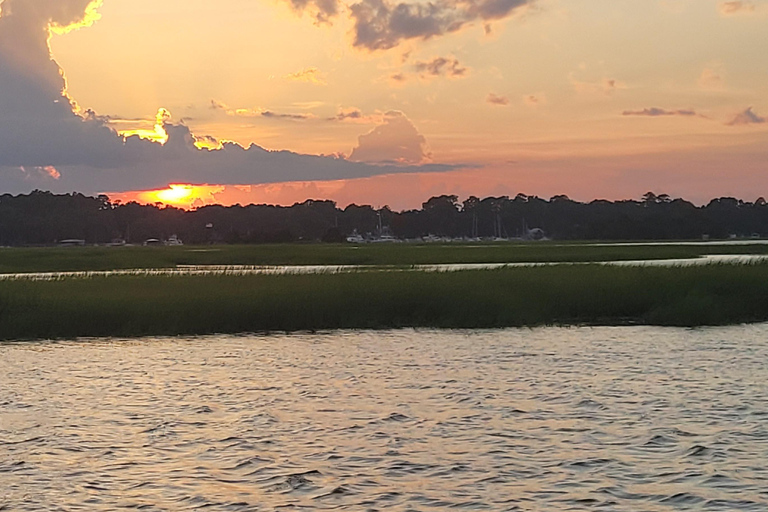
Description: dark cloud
xmin=349 ymin=0 xmax=531 ymax=51
xmin=1 ymin=121 xmax=458 ymax=193
xmin=327 ymin=108 xmax=364 ymax=121
xmin=0 ymin=0 xmax=459 ymax=194
xmin=260 ymin=110 xmax=314 ymax=120
xmin=284 ymin=0 xmax=339 ymax=23
xmin=727 ymin=107 xmax=766 ymax=126
xmin=209 ymin=100 xmax=314 ymax=119
xmin=1 ymin=0 xmax=102 ymax=30
xmin=414 ymin=56 xmax=467 ymax=78
xmin=349 ymin=111 xmax=429 ymax=164
xmin=622 ymin=108 xmax=699 ymax=117
xmin=0 ymin=0 xmax=127 ymax=168
xmin=486 ymin=93 xmax=510 ymax=105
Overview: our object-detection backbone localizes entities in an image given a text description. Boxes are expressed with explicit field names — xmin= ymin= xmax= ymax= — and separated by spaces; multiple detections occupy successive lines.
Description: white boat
xmin=165 ymin=235 xmax=183 ymax=246
xmin=346 ymin=230 xmax=365 ymax=243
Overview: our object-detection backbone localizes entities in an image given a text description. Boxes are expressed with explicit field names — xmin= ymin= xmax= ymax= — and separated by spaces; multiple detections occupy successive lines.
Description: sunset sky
xmin=0 ymin=0 xmax=766 ymax=209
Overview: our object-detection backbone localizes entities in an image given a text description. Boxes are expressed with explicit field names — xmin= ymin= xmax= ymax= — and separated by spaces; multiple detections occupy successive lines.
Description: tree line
xmin=0 ymin=190 xmax=767 ymax=245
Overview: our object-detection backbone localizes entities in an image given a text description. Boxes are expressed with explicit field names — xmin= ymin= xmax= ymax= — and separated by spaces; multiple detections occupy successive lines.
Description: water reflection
xmin=2 ymin=326 xmax=768 ymax=510
xmin=2 ymin=254 xmax=768 ymax=281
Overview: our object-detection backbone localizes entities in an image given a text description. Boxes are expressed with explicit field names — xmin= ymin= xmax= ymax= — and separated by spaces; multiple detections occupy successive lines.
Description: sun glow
xmin=117 ymin=108 xmax=171 ymax=144
xmin=155 ymin=184 xmax=195 ymax=203
xmin=113 ymin=184 xmax=226 ymax=209
xmin=50 ymin=0 xmax=104 ymax=35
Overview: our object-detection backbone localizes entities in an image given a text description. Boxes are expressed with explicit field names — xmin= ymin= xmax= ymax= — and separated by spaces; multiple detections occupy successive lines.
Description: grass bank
xmin=2 ymin=263 xmax=768 ymax=340
xmin=2 ymin=242 xmax=768 ymax=273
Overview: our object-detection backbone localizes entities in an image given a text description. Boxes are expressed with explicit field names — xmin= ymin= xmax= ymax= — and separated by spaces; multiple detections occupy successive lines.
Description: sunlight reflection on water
xmin=1 ymin=254 xmax=767 ymax=281
xmin=2 ymin=326 xmax=768 ymax=510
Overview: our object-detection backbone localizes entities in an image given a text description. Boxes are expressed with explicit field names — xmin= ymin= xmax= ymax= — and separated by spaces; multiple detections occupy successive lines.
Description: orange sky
xmin=1 ymin=0 xmax=767 ymax=208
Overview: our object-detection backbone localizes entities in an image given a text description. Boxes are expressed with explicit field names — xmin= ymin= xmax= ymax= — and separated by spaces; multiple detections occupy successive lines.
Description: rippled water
xmin=2 ymin=327 xmax=768 ymax=511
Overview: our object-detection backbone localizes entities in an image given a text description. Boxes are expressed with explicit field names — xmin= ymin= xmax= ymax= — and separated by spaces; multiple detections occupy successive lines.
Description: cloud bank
xmin=0 ymin=0 xmax=458 ymax=195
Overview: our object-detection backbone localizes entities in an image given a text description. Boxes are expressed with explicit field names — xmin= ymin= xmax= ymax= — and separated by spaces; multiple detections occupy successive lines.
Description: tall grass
xmin=2 ymin=263 xmax=768 ymax=340
xmin=2 ymin=242 xmax=768 ymax=273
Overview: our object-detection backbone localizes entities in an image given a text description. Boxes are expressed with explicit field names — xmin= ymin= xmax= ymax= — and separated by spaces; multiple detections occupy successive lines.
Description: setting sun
xmin=154 ymin=184 xmax=193 ymax=203
xmin=123 ymin=184 xmax=225 ymax=208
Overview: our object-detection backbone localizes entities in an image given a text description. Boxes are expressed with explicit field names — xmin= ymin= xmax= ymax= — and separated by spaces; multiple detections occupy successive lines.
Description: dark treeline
xmin=1 ymin=190 xmax=767 ymax=245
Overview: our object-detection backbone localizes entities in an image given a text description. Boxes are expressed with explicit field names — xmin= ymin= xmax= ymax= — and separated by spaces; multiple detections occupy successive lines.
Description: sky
xmin=0 ymin=0 xmax=766 ymax=209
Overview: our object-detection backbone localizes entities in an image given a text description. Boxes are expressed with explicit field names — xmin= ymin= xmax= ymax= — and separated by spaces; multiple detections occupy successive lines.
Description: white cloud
xmin=349 ymin=111 xmax=429 ymax=164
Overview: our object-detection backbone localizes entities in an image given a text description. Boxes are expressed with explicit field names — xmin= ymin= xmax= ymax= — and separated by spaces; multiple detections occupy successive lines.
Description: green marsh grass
xmin=2 ymin=263 xmax=768 ymax=340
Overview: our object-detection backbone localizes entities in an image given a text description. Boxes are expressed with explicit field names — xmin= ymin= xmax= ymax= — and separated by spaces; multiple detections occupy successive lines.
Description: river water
xmin=2 ymin=254 xmax=768 ymax=281
xmin=2 ymin=327 xmax=768 ymax=511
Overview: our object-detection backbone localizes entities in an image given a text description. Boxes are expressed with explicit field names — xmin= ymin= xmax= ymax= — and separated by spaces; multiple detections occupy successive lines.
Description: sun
xmin=108 ymin=184 xmax=226 ymax=209
xmin=154 ymin=184 xmax=195 ymax=204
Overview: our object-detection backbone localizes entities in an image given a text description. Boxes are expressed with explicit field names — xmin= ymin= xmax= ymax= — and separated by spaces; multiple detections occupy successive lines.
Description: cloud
xmin=327 ymin=107 xmax=374 ymax=122
xmin=414 ymin=56 xmax=467 ymax=78
xmin=622 ymin=107 xmax=699 ymax=117
xmin=283 ymin=67 xmax=327 ymax=85
xmin=328 ymin=108 xmax=364 ymax=121
xmin=0 ymin=0 xmax=128 ymax=168
xmin=349 ymin=0 xmax=532 ymax=51
xmin=523 ymin=93 xmax=546 ymax=107
xmin=283 ymin=0 xmax=340 ymax=23
xmin=597 ymin=78 xmax=623 ymax=95
xmin=727 ymin=107 xmax=766 ymax=126
xmin=260 ymin=110 xmax=315 ymax=120
xmin=210 ymin=100 xmax=314 ymax=119
xmin=349 ymin=111 xmax=429 ymax=164
xmin=486 ymin=93 xmax=510 ymax=105
xmin=699 ymin=63 xmax=725 ymax=90
xmin=570 ymin=74 xmax=626 ymax=96
xmin=20 ymin=165 xmax=61 ymax=180
xmin=390 ymin=72 xmax=407 ymax=83
xmin=0 ymin=1 xmax=459 ymax=194
xmin=719 ymin=1 xmax=757 ymax=15
xmin=2 ymin=0 xmax=103 ymax=33
xmin=192 ymin=134 xmax=221 ymax=150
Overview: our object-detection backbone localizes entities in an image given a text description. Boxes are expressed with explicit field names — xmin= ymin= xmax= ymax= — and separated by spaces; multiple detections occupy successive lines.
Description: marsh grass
xmin=2 ymin=263 xmax=768 ymax=340
xmin=2 ymin=242 xmax=768 ymax=273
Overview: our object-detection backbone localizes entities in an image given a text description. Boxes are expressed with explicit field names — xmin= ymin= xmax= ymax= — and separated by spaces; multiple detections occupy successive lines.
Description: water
xmin=2 ymin=254 xmax=768 ymax=281
xmin=2 ymin=326 xmax=768 ymax=511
